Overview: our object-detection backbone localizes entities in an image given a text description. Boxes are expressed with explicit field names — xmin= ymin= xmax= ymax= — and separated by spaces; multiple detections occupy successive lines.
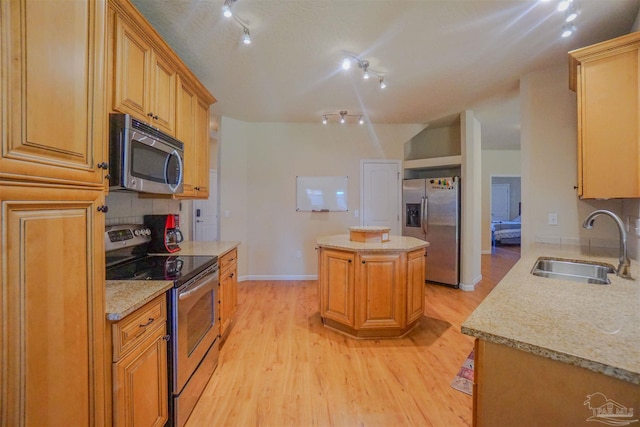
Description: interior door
xmin=491 ymin=183 xmax=510 ymax=221
xmin=361 ymin=161 xmax=401 ymax=235
xmin=193 ymin=170 xmax=217 ymax=241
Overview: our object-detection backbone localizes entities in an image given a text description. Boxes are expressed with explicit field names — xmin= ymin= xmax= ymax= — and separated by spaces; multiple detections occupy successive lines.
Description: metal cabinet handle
xmin=162 ymin=335 xmax=170 ymax=341
xmin=362 ymin=260 xmax=366 ymax=264
xmin=97 ymin=162 xmax=109 ymax=169
xmin=147 ymin=112 xmax=154 ymax=118
xmin=139 ymin=317 xmax=154 ymax=328
xmin=97 ymin=205 xmax=108 ymax=213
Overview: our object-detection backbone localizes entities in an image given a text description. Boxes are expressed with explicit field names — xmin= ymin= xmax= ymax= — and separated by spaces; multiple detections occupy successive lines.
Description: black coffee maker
xmin=144 ymin=214 xmax=184 ymax=253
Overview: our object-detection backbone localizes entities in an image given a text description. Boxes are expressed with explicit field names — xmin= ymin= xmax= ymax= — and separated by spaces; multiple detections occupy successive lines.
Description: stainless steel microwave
xmin=109 ymin=113 xmax=184 ymax=194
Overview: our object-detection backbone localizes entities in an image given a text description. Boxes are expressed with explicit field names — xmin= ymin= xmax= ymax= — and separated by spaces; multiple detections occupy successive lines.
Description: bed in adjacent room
xmin=492 ymin=216 xmax=521 ymax=245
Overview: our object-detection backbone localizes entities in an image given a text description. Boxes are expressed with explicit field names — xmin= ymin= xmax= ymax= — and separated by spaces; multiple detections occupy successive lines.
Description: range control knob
xmin=144 ymin=228 xmax=151 ymax=236
xmin=134 ymin=229 xmax=141 ymax=236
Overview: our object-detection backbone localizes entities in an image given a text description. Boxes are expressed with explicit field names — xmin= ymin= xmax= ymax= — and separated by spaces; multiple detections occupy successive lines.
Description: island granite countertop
xmin=106 ymin=240 xmax=240 ymax=321
xmin=462 ymin=243 xmax=640 ymax=384
xmin=316 ymin=234 xmax=428 ymax=251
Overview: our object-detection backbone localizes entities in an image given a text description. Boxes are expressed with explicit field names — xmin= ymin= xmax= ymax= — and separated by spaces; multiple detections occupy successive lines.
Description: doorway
xmin=490 ymin=176 xmax=521 ymax=248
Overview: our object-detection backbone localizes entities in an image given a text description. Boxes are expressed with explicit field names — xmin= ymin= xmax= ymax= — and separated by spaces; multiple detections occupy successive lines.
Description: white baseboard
xmin=459 ymin=274 xmax=482 ymax=292
xmin=240 ymin=274 xmax=318 ymax=282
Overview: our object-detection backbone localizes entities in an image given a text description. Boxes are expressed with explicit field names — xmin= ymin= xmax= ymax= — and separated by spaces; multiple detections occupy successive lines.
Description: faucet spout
xmin=582 ymin=209 xmax=632 ymax=279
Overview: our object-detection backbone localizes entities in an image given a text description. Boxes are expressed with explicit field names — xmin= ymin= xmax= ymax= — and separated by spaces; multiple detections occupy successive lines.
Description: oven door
xmin=173 ymin=265 xmax=219 ymax=393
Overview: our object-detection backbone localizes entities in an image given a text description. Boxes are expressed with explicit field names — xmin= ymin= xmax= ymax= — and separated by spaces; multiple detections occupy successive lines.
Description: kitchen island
xmin=462 ymin=243 xmax=640 ymax=426
xmin=316 ymin=234 xmax=429 ymax=338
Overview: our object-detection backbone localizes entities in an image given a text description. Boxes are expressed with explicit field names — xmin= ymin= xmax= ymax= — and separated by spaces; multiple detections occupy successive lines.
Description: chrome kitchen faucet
xmin=582 ymin=209 xmax=632 ymax=279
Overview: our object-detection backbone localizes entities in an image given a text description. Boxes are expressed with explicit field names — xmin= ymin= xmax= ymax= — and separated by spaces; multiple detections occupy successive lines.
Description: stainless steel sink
xmin=531 ymin=257 xmax=615 ymax=285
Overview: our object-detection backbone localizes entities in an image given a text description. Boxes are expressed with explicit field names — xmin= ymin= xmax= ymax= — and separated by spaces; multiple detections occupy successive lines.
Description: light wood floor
xmin=187 ymin=246 xmax=521 ymax=427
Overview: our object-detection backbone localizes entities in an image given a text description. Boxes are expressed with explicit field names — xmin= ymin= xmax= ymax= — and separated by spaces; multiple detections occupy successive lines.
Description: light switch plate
xmin=548 ymin=213 xmax=558 ymax=225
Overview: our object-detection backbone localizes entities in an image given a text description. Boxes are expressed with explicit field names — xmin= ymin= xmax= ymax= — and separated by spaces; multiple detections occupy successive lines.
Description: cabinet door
xmin=194 ymin=98 xmax=211 ymax=198
xmin=113 ymin=326 xmax=168 ymax=427
xmin=175 ymin=76 xmax=197 ymax=197
xmin=319 ymin=249 xmax=356 ymax=327
xmin=1 ymin=0 xmax=107 ymax=187
xmin=114 ymin=14 xmax=151 ymax=122
xmin=356 ymin=252 xmax=403 ymax=330
xmin=149 ymin=52 xmax=176 ymax=135
xmin=0 ymin=183 xmax=106 ymax=426
xmin=571 ymin=33 xmax=640 ymax=199
xmin=406 ymin=249 xmax=426 ymax=324
xmin=219 ymin=267 xmax=233 ymax=337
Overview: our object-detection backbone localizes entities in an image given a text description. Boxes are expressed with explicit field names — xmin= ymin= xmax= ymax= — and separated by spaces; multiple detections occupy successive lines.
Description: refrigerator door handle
xmin=421 ymin=196 xmax=428 ymax=235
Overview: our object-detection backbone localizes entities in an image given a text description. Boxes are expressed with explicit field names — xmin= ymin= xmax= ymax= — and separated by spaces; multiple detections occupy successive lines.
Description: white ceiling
xmin=131 ymin=0 xmax=639 ymax=149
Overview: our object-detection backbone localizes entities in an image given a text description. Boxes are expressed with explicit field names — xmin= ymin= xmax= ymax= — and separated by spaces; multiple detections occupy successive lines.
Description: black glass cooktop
xmin=106 ymin=255 xmax=217 ymax=284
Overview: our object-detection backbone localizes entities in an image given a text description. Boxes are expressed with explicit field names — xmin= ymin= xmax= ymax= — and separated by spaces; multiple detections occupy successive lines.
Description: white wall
xmin=481 ymin=150 xmax=521 ymax=252
xmin=520 ymin=65 xmax=629 ymax=256
xmin=460 ymin=110 xmax=482 ymax=290
xmin=218 ymin=118 xmax=424 ymax=279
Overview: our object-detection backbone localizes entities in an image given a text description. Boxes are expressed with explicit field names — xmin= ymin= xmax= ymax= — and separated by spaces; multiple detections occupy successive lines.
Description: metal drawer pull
xmin=139 ymin=317 xmax=154 ymax=328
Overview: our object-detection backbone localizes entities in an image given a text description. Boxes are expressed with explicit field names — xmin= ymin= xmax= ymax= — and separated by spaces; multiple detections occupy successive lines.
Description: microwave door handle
xmin=175 ymin=229 xmax=184 ymax=243
xmin=167 ymin=149 xmax=183 ymax=193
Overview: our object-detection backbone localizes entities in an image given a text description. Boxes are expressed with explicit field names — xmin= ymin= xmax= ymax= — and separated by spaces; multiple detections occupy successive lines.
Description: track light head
xmin=242 ymin=26 xmax=251 ymax=44
xmin=341 ymin=57 xmax=352 ymax=70
xmin=359 ymin=116 xmax=364 ymax=125
xmin=561 ymin=23 xmax=576 ymax=37
xmin=379 ymin=77 xmax=386 ymax=89
xmin=222 ymin=0 xmax=234 ymax=17
xmin=322 ymin=115 xmax=328 ymax=125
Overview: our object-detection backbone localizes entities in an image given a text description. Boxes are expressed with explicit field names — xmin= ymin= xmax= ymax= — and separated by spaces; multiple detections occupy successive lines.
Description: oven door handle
xmin=178 ymin=274 xmax=217 ymax=300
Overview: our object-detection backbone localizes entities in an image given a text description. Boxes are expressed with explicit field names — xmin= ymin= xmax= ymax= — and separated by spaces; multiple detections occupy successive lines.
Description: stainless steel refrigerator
xmin=402 ymin=177 xmax=460 ymax=287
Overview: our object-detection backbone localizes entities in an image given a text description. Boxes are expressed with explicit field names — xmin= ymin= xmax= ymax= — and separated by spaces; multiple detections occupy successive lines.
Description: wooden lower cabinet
xmin=319 ymin=248 xmax=356 ymax=327
xmin=112 ymin=295 xmax=168 ymax=427
xmin=357 ymin=252 xmax=403 ymax=330
xmin=0 ymin=183 xmax=106 ymax=426
xmin=474 ymin=339 xmax=640 ymax=427
xmin=318 ymin=247 xmax=426 ymax=338
xmin=219 ymin=248 xmax=238 ymax=340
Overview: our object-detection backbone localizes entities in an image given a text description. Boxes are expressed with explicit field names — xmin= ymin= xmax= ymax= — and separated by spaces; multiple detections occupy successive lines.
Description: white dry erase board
xmin=296 ymin=176 xmax=348 ymax=212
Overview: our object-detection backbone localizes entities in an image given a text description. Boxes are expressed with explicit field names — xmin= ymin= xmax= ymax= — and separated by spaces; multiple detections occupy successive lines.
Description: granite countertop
xmin=462 ymin=243 xmax=640 ymax=384
xmin=316 ymin=234 xmax=429 ymax=251
xmin=106 ymin=240 xmax=240 ymax=321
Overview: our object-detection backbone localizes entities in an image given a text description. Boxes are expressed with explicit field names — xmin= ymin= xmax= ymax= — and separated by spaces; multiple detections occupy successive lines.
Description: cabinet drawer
xmin=220 ymin=248 xmax=237 ymax=272
xmin=113 ymin=295 xmax=167 ymax=361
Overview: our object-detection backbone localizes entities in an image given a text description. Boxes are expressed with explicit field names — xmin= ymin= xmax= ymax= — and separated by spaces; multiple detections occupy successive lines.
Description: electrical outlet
xmin=548 ymin=213 xmax=558 ymax=225
xmin=354 ymin=210 xmax=359 ymax=217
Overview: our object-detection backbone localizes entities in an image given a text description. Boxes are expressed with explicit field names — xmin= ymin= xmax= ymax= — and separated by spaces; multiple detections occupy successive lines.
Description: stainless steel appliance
xmin=402 ymin=177 xmax=460 ymax=287
xmin=109 ymin=113 xmax=184 ymax=194
xmin=105 ymin=224 xmax=219 ymax=427
xmin=145 ymin=214 xmax=184 ymax=253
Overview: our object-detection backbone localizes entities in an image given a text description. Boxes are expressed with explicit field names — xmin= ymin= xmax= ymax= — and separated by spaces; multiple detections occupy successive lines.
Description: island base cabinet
xmin=318 ymin=247 xmax=425 ymax=339
xmin=474 ymin=339 xmax=640 ymax=427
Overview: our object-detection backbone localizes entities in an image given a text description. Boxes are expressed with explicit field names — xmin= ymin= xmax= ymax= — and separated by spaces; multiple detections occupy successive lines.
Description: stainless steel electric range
xmin=106 ymin=224 xmax=220 ymax=427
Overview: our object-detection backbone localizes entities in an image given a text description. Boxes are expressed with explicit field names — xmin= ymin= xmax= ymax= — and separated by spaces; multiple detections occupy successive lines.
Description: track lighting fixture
xmin=561 ymin=23 xmax=576 ymax=37
xmin=546 ymin=0 xmax=578 ymax=38
xmin=221 ymin=0 xmax=252 ymax=46
xmin=341 ymin=52 xmax=387 ymax=89
xmin=321 ymin=111 xmax=365 ymax=125
xmin=242 ymin=26 xmax=251 ymax=44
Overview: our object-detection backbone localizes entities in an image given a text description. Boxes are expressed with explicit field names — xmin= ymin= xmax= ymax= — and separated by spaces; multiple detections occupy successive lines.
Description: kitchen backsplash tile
xmin=105 ymin=192 xmax=179 ymax=227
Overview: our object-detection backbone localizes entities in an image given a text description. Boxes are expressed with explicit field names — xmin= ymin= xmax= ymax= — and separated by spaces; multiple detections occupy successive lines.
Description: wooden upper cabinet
xmin=194 ymin=98 xmax=211 ymax=198
xmin=113 ymin=13 xmax=176 ymax=135
xmin=0 ymin=183 xmax=106 ymax=426
xmin=176 ymin=76 xmax=198 ymax=197
xmin=0 ymin=0 xmax=108 ymax=187
xmin=175 ymin=75 xmax=210 ymax=199
xmin=569 ymin=32 xmax=640 ymax=199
